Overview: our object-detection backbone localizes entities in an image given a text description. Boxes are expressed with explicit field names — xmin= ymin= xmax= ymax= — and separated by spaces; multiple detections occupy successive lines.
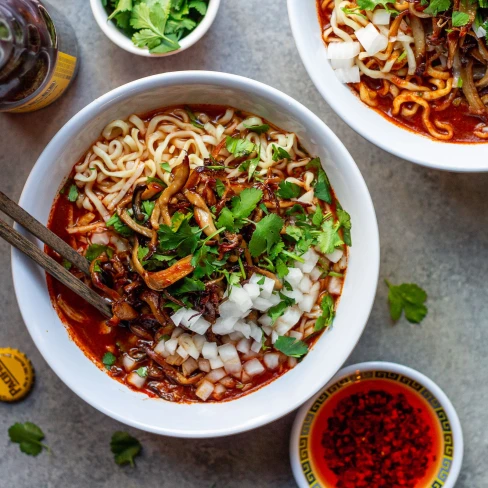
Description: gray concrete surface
xmin=1 ymin=0 xmax=487 ymax=486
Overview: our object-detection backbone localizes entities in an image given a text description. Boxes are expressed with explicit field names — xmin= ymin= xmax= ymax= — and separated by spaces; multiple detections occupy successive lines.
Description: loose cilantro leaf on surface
xmin=452 ymin=11 xmax=470 ymax=27
xmin=107 ymin=213 xmax=134 ymax=237
xmin=160 ymin=162 xmax=171 ymax=173
xmin=274 ymin=336 xmax=308 ymax=358
xmin=244 ymin=123 xmax=270 ymax=134
xmin=226 ymin=136 xmax=256 ymax=158
xmin=316 ymin=220 xmax=344 ymax=254
xmin=68 ymin=184 xmax=78 ymax=202
xmin=271 ymin=144 xmax=291 ymax=162
xmin=248 ymin=214 xmax=284 ymax=257
xmin=8 ymin=422 xmax=49 ymax=456
xmin=314 ymin=294 xmax=335 ymax=331
xmin=336 ymin=208 xmax=352 ymax=246
xmin=158 ymin=219 xmax=201 ymax=257
xmin=111 ymin=431 xmax=141 ymax=467
xmin=276 ymin=181 xmax=301 ymax=199
xmin=385 ymin=281 xmax=428 ymax=324
xmin=215 ymin=179 xmax=226 ymax=198
xmin=267 ymin=293 xmax=296 ymax=324
xmin=423 ymin=0 xmax=451 ymax=16
xmin=86 ymin=244 xmax=113 ymax=262
xmin=102 ymin=352 xmax=117 ymax=369
xmin=135 ymin=366 xmax=148 ymax=378
xmin=307 ymin=158 xmax=332 ymax=204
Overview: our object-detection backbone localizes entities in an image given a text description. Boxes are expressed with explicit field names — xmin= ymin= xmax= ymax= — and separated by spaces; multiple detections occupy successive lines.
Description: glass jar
xmin=0 ymin=0 xmax=79 ymax=113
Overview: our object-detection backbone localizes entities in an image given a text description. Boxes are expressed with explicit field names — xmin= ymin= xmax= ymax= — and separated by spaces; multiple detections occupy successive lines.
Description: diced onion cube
xmin=192 ymin=334 xmax=206 ymax=352
xmin=263 ymin=353 xmax=280 ymax=370
xmin=262 ymin=325 xmax=273 ymax=336
xmin=234 ymin=321 xmax=252 ymax=338
xmin=210 ymin=357 xmax=225 ymax=369
xmin=218 ymin=343 xmax=239 ymax=363
xmin=249 ymin=273 xmax=265 ymax=285
xmin=154 ymin=339 xmax=169 ymax=357
xmin=330 ymin=58 xmax=355 ymax=70
xmin=258 ymin=314 xmax=273 ymax=327
xmin=310 ymin=266 xmax=322 ymax=281
xmin=170 ymin=307 xmax=188 ymax=326
xmin=282 ymin=288 xmax=303 ymax=303
xmin=223 ymin=356 xmax=242 ymax=376
xmin=243 ymin=358 xmax=265 ymax=377
xmin=165 ymin=338 xmax=178 ymax=355
xmin=243 ymin=283 xmax=260 ymax=300
xmin=205 ymin=368 xmax=227 ymax=383
xmin=178 ymin=334 xmax=200 ymax=360
xmin=326 ymin=41 xmax=360 ymax=59
xmin=182 ymin=357 xmax=198 ymax=376
xmin=176 ymin=345 xmax=189 ymax=360
xmin=229 ymin=286 xmax=253 ymax=312
xmin=286 ymin=268 xmax=303 ymax=287
xmin=212 ymin=315 xmax=239 ymax=335
xmin=289 ymin=330 xmax=304 ymax=340
xmin=171 ymin=327 xmax=184 ymax=339
xmin=202 ymin=342 xmax=218 ymax=359
xmin=237 ymin=338 xmax=251 ymax=354
xmin=298 ymin=294 xmax=315 ymax=313
xmin=229 ymin=331 xmax=244 ymax=341
xmin=253 ymin=297 xmax=273 ymax=312
xmin=296 ymin=249 xmax=319 ymax=273
xmin=328 ymin=276 xmax=343 ymax=295
xmin=260 ymin=277 xmax=275 ymax=299
xmin=181 ymin=309 xmax=202 ymax=328
xmin=334 ymin=66 xmax=361 ymax=84
xmin=127 ymin=371 xmax=146 ymax=389
xmin=122 ymin=354 xmax=137 ymax=373
xmin=251 ymin=340 xmax=262 ymax=353
xmin=326 ymin=249 xmax=343 ymax=264
xmin=250 ymin=323 xmax=263 ymax=343
xmin=189 ymin=317 xmax=211 ymax=335
xmin=198 ymin=358 xmax=211 ymax=372
xmin=355 ymin=23 xmax=388 ymax=56
xmin=297 ymin=190 xmax=314 ymax=204
xmin=219 ymin=300 xmax=242 ymax=318
xmin=196 ymin=380 xmax=214 ymax=401
xmin=298 ymin=275 xmax=312 ymax=293
xmin=372 ymin=9 xmax=390 ymax=25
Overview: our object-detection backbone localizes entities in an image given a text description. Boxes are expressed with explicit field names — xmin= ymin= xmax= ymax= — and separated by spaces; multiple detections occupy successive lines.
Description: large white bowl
xmin=288 ymin=0 xmax=487 ymax=172
xmin=90 ymin=0 xmax=221 ymax=57
xmin=12 ymin=71 xmax=380 ymax=438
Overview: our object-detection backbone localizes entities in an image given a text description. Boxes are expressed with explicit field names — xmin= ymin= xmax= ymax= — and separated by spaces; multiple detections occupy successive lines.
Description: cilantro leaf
xmin=102 ymin=352 xmax=117 ymax=369
xmin=226 ymin=136 xmax=256 ymax=158
xmin=68 ymin=184 xmax=78 ymax=202
xmin=231 ymin=188 xmax=263 ymax=220
xmin=307 ymin=158 xmax=332 ymax=204
xmin=267 ymin=293 xmax=295 ymax=324
xmin=248 ymin=214 xmax=284 ymax=257
xmin=424 ymin=0 xmax=451 ymax=16
xmin=158 ymin=219 xmax=201 ymax=257
xmin=357 ymin=0 xmax=399 ymax=12
xmin=276 ymin=181 xmax=301 ymax=199
xmin=216 ymin=207 xmax=235 ymax=232
xmin=274 ymin=336 xmax=308 ymax=358
xmin=110 ymin=431 xmax=142 ymax=467
xmin=185 ymin=106 xmax=204 ymax=129
xmin=86 ymin=244 xmax=113 ymax=262
xmin=385 ymin=281 xmax=428 ymax=324
xmin=452 ymin=11 xmax=470 ymax=27
xmin=108 ymin=0 xmax=132 ymax=20
xmin=141 ymin=200 xmax=155 ymax=220
xmin=271 ymin=144 xmax=291 ymax=162
xmin=62 ymin=258 xmax=72 ymax=270
xmin=160 ymin=162 xmax=171 ymax=173
xmin=276 ymin=257 xmax=290 ymax=278
xmin=135 ymin=366 xmax=148 ymax=378
xmin=172 ymin=277 xmax=206 ymax=294
xmin=316 ymin=220 xmax=344 ymax=254
xmin=107 ymin=213 xmax=133 ymax=237
xmin=244 ymin=123 xmax=270 ymax=134
xmin=189 ymin=0 xmax=208 ymax=15
xmin=240 ymin=149 xmax=261 ymax=181
xmin=312 ymin=205 xmax=324 ymax=227
xmin=8 ymin=422 xmax=49 ymax=456
xmin=314 ymin=294 xmax=335 ymax=331
xmin=215 ymin=179 xmax=226 ymax=198
xmin=337 ymin=208 xmax=352 ymax=246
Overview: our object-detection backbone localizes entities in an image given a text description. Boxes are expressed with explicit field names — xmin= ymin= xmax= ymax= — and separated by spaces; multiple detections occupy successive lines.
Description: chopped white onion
xmin=274 ymin=306 xmax=302 ymax=336
xmin=243 ymin=358 xmax=265 ymax=377
xmin=297 ymin=190 xmax=314 ymax=204
xmin=298 ymin=294 xmax=315 ymax=313
xmin=219 ymin=300 xmax=242 ymax=318
xmin=176 ymin=345 xmax=189 ymax=360
xmin=228 ymin=331 xmax=244 ymax=341
xmin=268 ymin=293 xmax=281 ymax=306
xmin=250 ymin=323 xmax=263 ymax=343
xmin=236 ymin=338 xmax=251 ymax=354
xmin=243 ymin=283 xmax=260 ymax=300
xmin=251 ymin=340 xmax=262 ymax=353
xmin=258 ymin=314 xmax=273 ymax=327
xmin=252 ymin=297 xmax=274 ymax=312
xmin=196 ymin=380 xmax=214 ymax=401
xmin=198 ymin=358 xmax=211 ymax=373
xmin=326 ymin=41 xmax=360 ymax=59
xmin=218 ymin=343 xmax=239 ymax=363
xmin=165 ymin=338 xmax=178 ymax=355
xmin=372 ymin=9 xmax=390 ymax=25
xmin=90 ymin=232 xmax=110 ymax=245
xmin=281 ymin=288 xmax=304 ymax=303
xmin=286 ymin=268 xmax=303 ymax=287
xmin=229 ymin=286 xmax=253 ymax=312
xmin=334 ymin=66 xmax=361 ymax=84
xmin=181 ymin=309 xmax=202 ymax=328
xmin=260 ymin=277 xmax=275 ymax=299
xmin=213 ymin=383 xmax=227 ymax=400
xmin=249 ymin=273 xmax=265 ymax=285
xmin=223 ymin=356 xmax=242 ymax=376
xmin=310 ymin=266 xmax=322 ymax=281
xmin=210 ymin=357 xmax=225 ymax=369
xmin=262 ymin=325 xmax=273 ymax=336
xmin=212 ymin=315 xmax=239 ymax=334
xmin=182 ymin=357 xmax=198 ymax=376
xmin=325 ymin=248 xmax=343 ymax=263
xmin=202 ymin=342 xmax=218 ymax=359
xmin=170 ymin=308 xmax=188 ymax=326
xmin=178 ymin=334 xmax=200 ymax=360
xmin=205 ymin=368 xmax=227 ymax=383
xmin=289 ymin=330 xmax=303 ymax=340
xmin=298 ymin=275 xmax=312 ymax=293
xmin=171 ymin=327 xmax=184 ymax=339
xmin=234 ymin=321 xmax=251 ymax=338
xmin=271 ymin=330 xmax=279 ymax=344
xmin=154 ymin=339 xmax=170 ymax=358
xmin=127 ymin=371 xmax=146 ymax=389
xmin=192 ymin=334 xmax=206 ymax=352
xmin=189 ymin=317 xmax=211 ymax=335
xmin=355 ymin=23 xmax=388 ymax=56
xmin=122 ymin=354 xmax=137 ymax=372
xmin=263 ymin=353 xmax=280 ymax=370
xmin=288 ymin=357 xmax=298 ymax=368
xmin=330 ymin=58 xmax=355 ymax=70
xmin=328 ymin=276 xmax=343 ymax=295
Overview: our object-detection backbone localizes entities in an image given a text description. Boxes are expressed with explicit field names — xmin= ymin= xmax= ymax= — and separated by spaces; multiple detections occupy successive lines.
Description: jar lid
xmin=0 ymin=348 xmax=35 ymax=402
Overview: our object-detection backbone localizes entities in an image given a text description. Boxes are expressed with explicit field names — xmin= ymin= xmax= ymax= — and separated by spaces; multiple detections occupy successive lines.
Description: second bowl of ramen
xmin=12 ymin=71 xmax=379 ymax=437
xmin=288 ymin=0 xmax=488 ymax=172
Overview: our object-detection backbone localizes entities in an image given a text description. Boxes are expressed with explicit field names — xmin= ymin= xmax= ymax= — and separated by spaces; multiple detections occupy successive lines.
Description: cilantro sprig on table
xmin=103 ymin=0 xmax=209 ymax=54
xmin=8 ymin=422 xmax=50 ymax=456
xmin=110 ymin=431 xmax=142 ymax=467
xmin=385 ymin=280 xmax=428 ymax=324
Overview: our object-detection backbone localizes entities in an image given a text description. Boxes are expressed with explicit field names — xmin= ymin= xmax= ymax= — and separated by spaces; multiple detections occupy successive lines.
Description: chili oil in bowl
xmin=290 ymin=361 xmax=463 ymax=488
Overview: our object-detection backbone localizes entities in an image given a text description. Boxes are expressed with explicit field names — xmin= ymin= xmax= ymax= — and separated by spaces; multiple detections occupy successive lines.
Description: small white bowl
xmin=90 ymin=0 xmax=221 ymax=57
xmin=288 ymin=0 xmax=488 ymax=172
xmin=290 ymin=361 xmax=463 ymax=488
xmin=12 ymin=71 xmax=379 ymax=438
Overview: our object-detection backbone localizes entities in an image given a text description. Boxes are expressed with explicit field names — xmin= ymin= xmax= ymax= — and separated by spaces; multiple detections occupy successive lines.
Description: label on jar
xmin=5 ymin=51 xmax=77 ymax=113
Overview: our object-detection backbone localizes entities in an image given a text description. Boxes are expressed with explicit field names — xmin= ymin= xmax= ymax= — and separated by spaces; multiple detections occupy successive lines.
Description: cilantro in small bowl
xmin=92 ymin=0 xmax=220 ymax=56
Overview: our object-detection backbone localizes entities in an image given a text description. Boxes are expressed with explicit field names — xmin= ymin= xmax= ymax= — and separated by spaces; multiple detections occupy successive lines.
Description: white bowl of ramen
xmin=287 ymin=0 xmax=488 ymax=172
xmin=12 ymin=71 xmax=379 ymax=437
xmin=90 ymin=0 xmax=220 ymax=57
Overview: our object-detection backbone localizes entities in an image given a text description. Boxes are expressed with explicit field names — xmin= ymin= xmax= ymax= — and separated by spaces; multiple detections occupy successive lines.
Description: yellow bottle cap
xmin=0 ymin=348 xmax=35 ymax=402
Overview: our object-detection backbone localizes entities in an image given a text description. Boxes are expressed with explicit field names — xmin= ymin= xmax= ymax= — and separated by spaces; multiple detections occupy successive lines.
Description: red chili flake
xmin=321 ymin=389 xmax=434 ymax=488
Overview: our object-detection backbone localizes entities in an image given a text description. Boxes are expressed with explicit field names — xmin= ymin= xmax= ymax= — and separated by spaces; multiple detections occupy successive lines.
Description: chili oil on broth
xmin=46 ymin=104 xmax=350 ymax=403
xmin=316 ymin=0 xmax=488 ymax=143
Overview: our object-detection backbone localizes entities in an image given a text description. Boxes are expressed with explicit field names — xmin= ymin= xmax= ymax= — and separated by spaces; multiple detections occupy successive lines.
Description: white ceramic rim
xmin=287 ymin=0 xmax=488 ymax=172
xmin=89 ymin=0 xmax=221 ymax=57
xmin=290 ymin=361 xmax=464 ymax=488
xmin=12 ymin=71 xmax=380 ymax=437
